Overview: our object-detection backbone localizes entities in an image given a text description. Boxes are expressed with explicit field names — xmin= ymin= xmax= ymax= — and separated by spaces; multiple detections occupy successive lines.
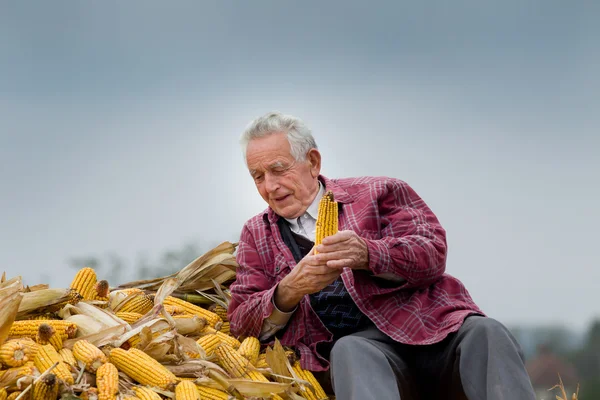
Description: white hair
xmin=240 ymin=111 xmax=318 ymax=164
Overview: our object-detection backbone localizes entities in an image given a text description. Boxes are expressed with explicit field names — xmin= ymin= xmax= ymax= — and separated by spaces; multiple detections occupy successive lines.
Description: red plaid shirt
xmin=228 ymin=175 xmax=485 ymax=371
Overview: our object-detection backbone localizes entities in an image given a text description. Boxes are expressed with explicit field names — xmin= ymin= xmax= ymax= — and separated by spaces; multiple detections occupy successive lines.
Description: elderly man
xmin=228 ymin=111 xmax=536 ymax=400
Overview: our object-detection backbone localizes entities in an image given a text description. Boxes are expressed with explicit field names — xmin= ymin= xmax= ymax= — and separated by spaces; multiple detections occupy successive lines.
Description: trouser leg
xmin=432 ymin=315 xmax=536 ymax=400
xmin=329 ymin=325 xmax=419 ymax=400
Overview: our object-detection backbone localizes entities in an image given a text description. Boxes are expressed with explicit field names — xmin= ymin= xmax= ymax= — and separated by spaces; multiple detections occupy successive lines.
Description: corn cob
xmin=6 ymin=392 xmax=21 ymax=400
xmin=36 ymin=322 xmax=63 ymax=351
xmin=196 ymin=386 xmax=232 ymax=400
xmin=199 ymin=327 xmax=240 ymax=349
xmin=292 ymin=360 xmax=327 ymax=400
xmin=0 ymin=339 xmax=35 ymax=367
xmin=164 ymin=304 xmax=187 ymax=315
xmin=175 ymin=380 xmax=200 ymax=399
xmin=33 ymin=372 xmax=59 ymax=399
xmin=33 ymin=344 xmax=74 ymax=385
xmin=117 ymin=294 xmax=154 ymax=314
xmin=73 ymin=339 xmax=108 ymax=373
xmin=219 ymin=322 xmax=230 ymax=335
xmin=70 ymin=267 xmax=97 ymax=299
xmin=29 ymin=313 xmax=59 ymax=320
xmin=97 ymin=362 xmax=119 ymax=400
xmin=208 ymin=304 xmax=229 ymax=321
xmin=164 ymin=297 xmax=222 ymax=327
xmin=237 ymin=337 xmax=260 ymax=365
xmin=1 ymin=362 xmax=37 ymax=387
xmin=314 ymin=190 xmax=338 ymax=255
xmin=9 ymin=320 xmax=77 ymax=340
xmin=91 ymin=280 xmax=110 ymax=304
xmin=120 ymin=396 xmax=140 ymax=400
xmin=115 ymin=312 xmax=143 ymax=324
xmin=196 ymin=334 xmax=222 ymax=356
xmin=255 ymin=353 xmax=268 ymax=368
xmin=214 ymin=343 xmax=268 ymax=382
xmin=58 ymin=348 xmax=77 ymax=370
xmin=133 ymin=386 xmax=162 ymax=400
xmin=127 ymin=327 xmax=169 ymax=349
xmin=80 ymin=387 xmax=99 ymax=400
xmin=0 ymin=388 xmax=6 ymax=400
xmin=109 ymin=348 xmax=177 ymax=390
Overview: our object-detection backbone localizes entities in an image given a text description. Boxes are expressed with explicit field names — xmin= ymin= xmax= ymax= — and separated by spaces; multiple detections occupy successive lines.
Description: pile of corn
xmin=0 ymin=261 xmax=330 ymax=399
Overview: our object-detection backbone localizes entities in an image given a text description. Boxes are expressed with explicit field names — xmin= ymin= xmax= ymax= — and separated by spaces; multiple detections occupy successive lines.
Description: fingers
xmin=321 ymin=230 xmax=354 ymax=245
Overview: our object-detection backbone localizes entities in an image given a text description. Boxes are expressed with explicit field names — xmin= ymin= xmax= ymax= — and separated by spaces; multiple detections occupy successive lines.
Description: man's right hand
xmin=273 ymin=248 xmax=341 ymax=312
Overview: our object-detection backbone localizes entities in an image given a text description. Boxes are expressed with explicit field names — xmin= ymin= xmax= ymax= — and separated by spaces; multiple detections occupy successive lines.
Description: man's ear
xmin=307 ymin=148 xmax=321 ymax=178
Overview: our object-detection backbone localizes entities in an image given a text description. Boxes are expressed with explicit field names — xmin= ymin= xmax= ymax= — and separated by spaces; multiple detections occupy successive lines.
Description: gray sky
xmin=1 ymin=1 xmax=598 ymax=332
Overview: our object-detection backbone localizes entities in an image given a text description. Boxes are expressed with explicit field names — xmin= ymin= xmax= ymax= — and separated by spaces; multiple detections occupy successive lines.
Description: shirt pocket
xmin=263 ymin=252 xmax=292 ymax=282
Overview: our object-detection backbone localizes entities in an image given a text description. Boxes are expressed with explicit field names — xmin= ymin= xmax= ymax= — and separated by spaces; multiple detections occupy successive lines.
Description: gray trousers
xmin=329 ymin=316 xmax=536 ymax=400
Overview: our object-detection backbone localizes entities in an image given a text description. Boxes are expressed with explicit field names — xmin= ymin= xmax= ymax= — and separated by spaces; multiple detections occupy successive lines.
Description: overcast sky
xmin=1 ymin=1 xmax=598 ymax=332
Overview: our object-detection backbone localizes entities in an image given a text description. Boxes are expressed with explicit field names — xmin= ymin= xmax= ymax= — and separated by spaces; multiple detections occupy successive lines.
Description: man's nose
xmin=264 ymin=173 xmax=280 ymax=193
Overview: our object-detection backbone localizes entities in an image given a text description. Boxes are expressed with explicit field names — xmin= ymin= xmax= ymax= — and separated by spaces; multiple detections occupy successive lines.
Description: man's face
xmin=246 ymin=132 xmax=321 ymax=219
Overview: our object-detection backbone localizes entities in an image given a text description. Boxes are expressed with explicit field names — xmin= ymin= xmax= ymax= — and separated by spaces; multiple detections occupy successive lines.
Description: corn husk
xmin=0 ymin=276 xmax=24 ymax=344
xmin=265 ymin=339 xmax=294 ymax=383
xmin=58 ymin=302 xmax=129 ymax=329
xmin=227 ymin=379 xmax=290 ymax=397
xmin=117 ymin=241 xmax=238 ymax=293
xmin=64 ymin=314 xmax=106 ymax=337
xmin=16 ymin=288 xmax=79 ymax=320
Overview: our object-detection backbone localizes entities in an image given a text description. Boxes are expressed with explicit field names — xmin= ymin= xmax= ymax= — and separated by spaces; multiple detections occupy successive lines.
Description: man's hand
xmin=315 ymin=230 xmax=370 ymax=271
xmin=274 ymin=249 xmax=341 ymax=312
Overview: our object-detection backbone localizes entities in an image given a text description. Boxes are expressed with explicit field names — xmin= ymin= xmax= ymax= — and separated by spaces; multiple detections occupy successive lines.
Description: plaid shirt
xmin=228 ymin=175 xmax=485 ymax=372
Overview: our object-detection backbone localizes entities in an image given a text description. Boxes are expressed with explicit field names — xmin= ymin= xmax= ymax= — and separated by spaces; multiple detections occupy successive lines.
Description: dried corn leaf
xmin=0 ymin=286 xmax=23 ymax=344
xmin=265 ymin=338 xmax=293 ymax=383
xmin=227 ymin=379 xmax=290 ymax=397
xmin=16 ymin=288 xmax=78 ymax=319
xmin=117 ymin=242 xmax=238 ymax=292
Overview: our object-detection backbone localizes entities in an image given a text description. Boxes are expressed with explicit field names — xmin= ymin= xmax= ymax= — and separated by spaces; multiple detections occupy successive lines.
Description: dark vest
xmin=277 ymin=218 xmax=371 ymax=339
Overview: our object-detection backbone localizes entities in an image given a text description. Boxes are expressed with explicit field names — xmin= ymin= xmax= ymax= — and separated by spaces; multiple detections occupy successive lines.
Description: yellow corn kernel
xmin=132 ymin=386 xmax=162 ymax=400
xmin=6 ymin=392 xmax=21 ymax=400
xmin=70 ymin=267 xmax=98 ymax=299
xmin=163 ymin=297 xmax=222 ymax=328
xmin=97 ymin=362 xmax=119 ymax=400
xmin=292 ymin=360 xmax=328 ymax=400
xmin=208 ymin=304 xmax=229 ymax=322
xmin=219 ymin=322 xmax=230 ymax=335
xmin=33 ymin=372 xmax=59 ymax=399
xmin=175 ymin=380 xmax=200 ymax=399
xmin=314 ymin=190 xmax=338 ymax=254
xmin=237 ymin=337 xmax=260 ymax=365
xmin=196 ymin=334 xmax=222 ymax=356
xmin=73 ymin=339 xmax=108 ymax=373
xmin=109 ymin=348 xmax=177 ymax=390
xmin=33 ymin=344 xmax=74 ymax=385
xmin=115 ymin=312 xmax=143 ymax=324
xmin=164 ymin=304 xmax=188 ymax=315
xmin=254 ymin=353 xmax=268 ymax=368
xmin=9 ymin=320 xmax=77 ymax=340
xmin=116 ymin=294 xmax=154 ymax=314
xmin=214 ymin=343 xmax=268 ymax=382
xmin=91 ymin=280 xmax=111 ymax=305
xmin=0 ymin=340 xmax=34 ymax=367
xmin=0 ymin=388 xmax=6 ymax=400
xmin=195 ymin=386 xmax=233 ymax=400
xmin=36 ymin=323 xmax=63 ymax=351
xmin=127 ymin=327 xmax=169 ymax=349
xmin=199 ymin=327 xmax=240 ymax=349
xmin=58 ymin=348 xmax=77 ymax=370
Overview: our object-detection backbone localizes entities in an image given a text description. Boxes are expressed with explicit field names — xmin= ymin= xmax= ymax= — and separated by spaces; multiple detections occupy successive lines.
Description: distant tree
xmin=68 ymin=241 xmax=205 ymax=286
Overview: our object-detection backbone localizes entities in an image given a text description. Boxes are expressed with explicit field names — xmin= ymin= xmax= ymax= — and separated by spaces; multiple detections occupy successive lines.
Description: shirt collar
xmin=283 ymin=180 xmax=324 ymax=226
xmin=264 ymin=175 xmax=354 ymax=224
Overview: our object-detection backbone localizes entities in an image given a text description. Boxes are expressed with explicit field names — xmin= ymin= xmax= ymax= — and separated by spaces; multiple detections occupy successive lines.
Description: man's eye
xmin=254 ymin=175 xmax=264 ymax=181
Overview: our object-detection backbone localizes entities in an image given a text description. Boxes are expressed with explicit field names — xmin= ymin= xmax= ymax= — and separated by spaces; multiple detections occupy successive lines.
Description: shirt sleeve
xmin=258 ymin=296 xmax=297 ymax=341
xmin=228 ymin=224 xmax=295 ymax=340
xmin=363 ymin=179 xmax=448 ymax=289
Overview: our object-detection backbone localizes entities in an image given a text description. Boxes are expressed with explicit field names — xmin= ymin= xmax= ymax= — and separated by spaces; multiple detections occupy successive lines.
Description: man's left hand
xmin=315 ymin=230 xmax=370 ymax=271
